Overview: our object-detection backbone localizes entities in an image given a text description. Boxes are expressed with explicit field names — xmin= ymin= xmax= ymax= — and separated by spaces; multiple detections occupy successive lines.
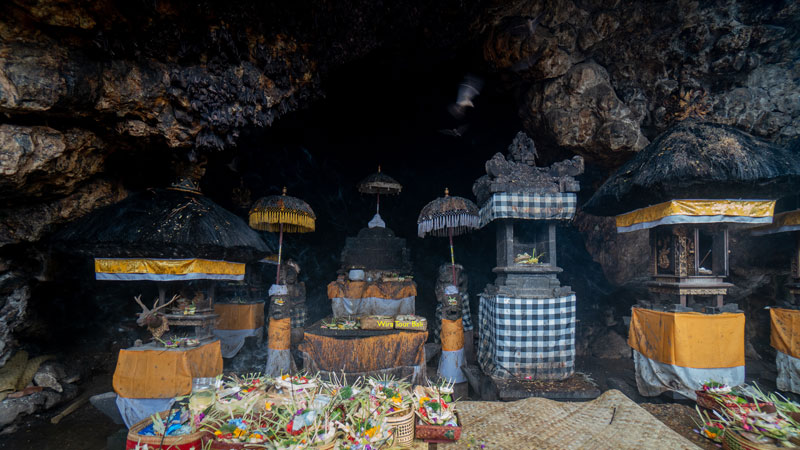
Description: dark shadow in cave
xmin=37 ymin=43 xmax=621 ymax=364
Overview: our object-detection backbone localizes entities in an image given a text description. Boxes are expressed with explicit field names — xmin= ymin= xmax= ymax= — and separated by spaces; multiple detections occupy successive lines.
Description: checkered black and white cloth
xmin=291 ymin=304 xmax=307 ymax=329
xmin=479 ymin=192 xmax=577 ymax=227
xmin=433 ymin=294 xmax=474 ymax=344
xmin=478 ymin=294 xmax=576 ymax=380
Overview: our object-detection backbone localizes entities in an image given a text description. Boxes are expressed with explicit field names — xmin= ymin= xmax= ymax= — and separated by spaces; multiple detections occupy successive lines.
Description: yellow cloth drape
xmin=441 ymin=318 xmax=464 ymax=351
xmin=214 ymin=303 xmax=264 ymax=330
xmin=95 ymin=258 xmax=245 ymax=276
xmin=753 ymin=209 xmax=800 ymax=235
xmin=112 ymin=340 xmax=223 ymax=398
xmin=267 ymin=318 xmax=292 ymax=350
xmin=616 ymin=199 xmax=775 ymax=230
xmin=326 ymin=280 xmax=417 ymax=300
xmin=770 ymin=308 xmax=800 ymax=359
xmin=628 ymin=307 xmax=744 ymax=368
xmin=776 ymin=210 xmax=800 ymax=227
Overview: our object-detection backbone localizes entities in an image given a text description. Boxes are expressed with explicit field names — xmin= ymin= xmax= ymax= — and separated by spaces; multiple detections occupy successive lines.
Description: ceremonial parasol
xmin=417 ymin=188 xmax=480 ymax=284
xmin=358 ymin=165 xmax=402 ymax=215
xmin=418 ymin=188 xmax=479 ymax=383
xmin=249 ymin=187 xmax=315 ymax=284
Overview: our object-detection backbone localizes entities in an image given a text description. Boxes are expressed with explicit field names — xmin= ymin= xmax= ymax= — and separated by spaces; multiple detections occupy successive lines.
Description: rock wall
xmin=483 ymin=0 xmax=800 ymax=165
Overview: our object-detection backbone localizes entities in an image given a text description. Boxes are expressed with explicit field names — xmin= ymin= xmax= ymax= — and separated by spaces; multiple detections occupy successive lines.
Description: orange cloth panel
xmin=326 ymin=280 xmax=417 ymax=300
xmin=770 ymin=308 xmax=800 ymax=359
xmin=299 ymin=331 xmax=427 ymax=373
xmin=267 ymin=318 xmax=291 ymax=350
xmin=441 ymin=318 xmax=464 ymax=351
xmin=214 ymin=303 xmax=265 ymax=330
xmin=628 ymin=307 xmax=744 ymax=368
xmin=113 ymin=340 xmax=223 ymax=398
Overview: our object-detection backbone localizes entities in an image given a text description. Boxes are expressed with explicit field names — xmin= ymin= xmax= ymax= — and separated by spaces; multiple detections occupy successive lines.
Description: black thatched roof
xmin=54 ymin=188 xmax=272 ymax=262
xmin=583 ymin=121 xmax=800 ymax=216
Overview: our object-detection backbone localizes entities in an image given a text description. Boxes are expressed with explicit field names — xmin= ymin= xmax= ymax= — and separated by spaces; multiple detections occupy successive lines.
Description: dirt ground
xmin=0 ymin=356 xmax=778 ymax=450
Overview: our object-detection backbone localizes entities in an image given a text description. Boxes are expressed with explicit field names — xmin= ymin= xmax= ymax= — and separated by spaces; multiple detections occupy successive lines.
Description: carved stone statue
xmin=434 ymin=263 xmax=475 ymax=363
xmin=277 ymin=259 xmax=307 ymax=345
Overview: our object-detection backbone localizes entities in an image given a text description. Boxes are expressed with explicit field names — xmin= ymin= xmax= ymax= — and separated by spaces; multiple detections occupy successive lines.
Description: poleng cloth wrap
xmin=326 ymin=279 xmax=417 ymax=300
xmin=268 ymin=318 xmax=291 ymax=350
xmin=479 ymin=192 xmax=577 ymax=226
xmin=95 ymin=258 xmax=245 ymax=281
xmin=214 ymin=303 xmax=265 ymax=330
xmin=299 ymin=331 xmax=427 ymax=373
xmin=113 ymin=340 xmax=222 ymax=398
xmin=770 ymin=308 xmax=800 ymax=359
xmin=615 ymin=199 xmax=775 ymax=233
xmin=441 ymin=318 xmax=464 ymax=351
xmin=628 ymin=307 xmax=744 ymax=368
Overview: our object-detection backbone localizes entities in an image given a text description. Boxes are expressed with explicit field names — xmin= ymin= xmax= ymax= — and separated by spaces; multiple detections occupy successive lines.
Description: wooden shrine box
xmin=647 ymin=224 xmax=732 ymax=308
xmin=615 ymin=199 xmax=776 ymax=310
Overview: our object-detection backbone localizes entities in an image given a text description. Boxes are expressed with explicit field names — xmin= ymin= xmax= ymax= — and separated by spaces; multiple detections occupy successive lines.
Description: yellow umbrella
xmin=249 ymin=187 xmax=315 ymax=284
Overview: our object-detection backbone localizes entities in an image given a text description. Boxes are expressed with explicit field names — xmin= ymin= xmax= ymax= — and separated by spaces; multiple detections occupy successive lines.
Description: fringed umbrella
xmin=418 ymin=188 xmax=479 ymax=384
xmin=417 ymin=188 xmax=480 ymax=284
xmin=358 ymin=165 xmax=402 ymax=213
xmin=249 ymin=187 xmax=315 ymax=284
xmin=249 ymin=187 xmax=314 ymax=376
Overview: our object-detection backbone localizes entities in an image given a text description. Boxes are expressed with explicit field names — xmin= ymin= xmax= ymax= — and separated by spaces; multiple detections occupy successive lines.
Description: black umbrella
xmin=417 ymin=188 xmax=480 ymax=284
xmin=358 ymin=165 xmax=402 ymax=215
xmin=583 ymin=121 xmax=800 ymax=216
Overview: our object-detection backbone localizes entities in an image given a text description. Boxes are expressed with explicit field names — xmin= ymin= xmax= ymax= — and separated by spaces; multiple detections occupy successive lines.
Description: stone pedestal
xmin=478 ymin=214 xmax=577 ymax=381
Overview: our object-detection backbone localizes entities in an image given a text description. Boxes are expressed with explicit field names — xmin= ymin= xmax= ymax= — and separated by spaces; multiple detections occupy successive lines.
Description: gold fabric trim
xmin=95 ymin=258 xmax=245 ymax=276
xmin=248 ymin=210 xmax=315 ymax=233
xmin=616 ymin=199 xmax=775 ymax=228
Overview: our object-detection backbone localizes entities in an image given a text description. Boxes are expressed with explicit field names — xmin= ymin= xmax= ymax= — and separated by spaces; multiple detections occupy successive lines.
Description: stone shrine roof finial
xmin=472 ymin=131 xmax=584 ymax=206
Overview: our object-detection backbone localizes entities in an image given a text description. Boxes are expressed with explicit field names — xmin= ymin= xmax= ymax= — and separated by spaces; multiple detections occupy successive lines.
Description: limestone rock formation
xmin=0 ymin=275 xmax=27 ymax=367
xmin=0 ymin=125 xmax=105 ymax=200
xmin=484 ymin=0 xmax=800 ymax=164
xmin=574 ymin=212 xmax=649 ymax=286
xmin=0 ymin=179 xmax=126 ymax=247
xmin=524 ymin=62 xmax=649 ymax=162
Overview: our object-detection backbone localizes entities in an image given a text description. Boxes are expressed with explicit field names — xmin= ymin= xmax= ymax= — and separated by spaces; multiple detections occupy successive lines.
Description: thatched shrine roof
xmin=55 ymin=188 xmax=272 ymax=262
xmin=583 ymin=121 xmax=800 ymax=216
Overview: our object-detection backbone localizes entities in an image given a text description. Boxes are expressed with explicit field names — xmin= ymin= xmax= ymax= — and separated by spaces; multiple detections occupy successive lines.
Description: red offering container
xmin=414 ymin=411 xmax=462 ymax=443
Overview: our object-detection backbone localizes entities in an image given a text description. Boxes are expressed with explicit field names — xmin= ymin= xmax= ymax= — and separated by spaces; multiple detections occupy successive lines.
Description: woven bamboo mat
xmin=388 ymin=441 xmax=428 ymax=450
xmin=437 ymin=389 xmax=701 ymax=450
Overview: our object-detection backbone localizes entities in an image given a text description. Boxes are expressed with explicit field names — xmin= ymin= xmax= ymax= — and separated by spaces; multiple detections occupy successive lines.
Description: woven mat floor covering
xmin=437 ymin=389 xmax=700 ymax=450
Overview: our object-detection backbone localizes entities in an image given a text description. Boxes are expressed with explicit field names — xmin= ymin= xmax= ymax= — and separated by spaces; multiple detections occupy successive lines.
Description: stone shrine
xmin=475 ymin=132 xmax=583 ymax=381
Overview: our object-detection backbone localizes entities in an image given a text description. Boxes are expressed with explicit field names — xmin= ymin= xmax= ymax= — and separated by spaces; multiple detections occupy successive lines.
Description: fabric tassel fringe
xmin=417 ymin=212 xmax=481 ymax=237
xmin=249 ymin=209 xmax=316 ymax=233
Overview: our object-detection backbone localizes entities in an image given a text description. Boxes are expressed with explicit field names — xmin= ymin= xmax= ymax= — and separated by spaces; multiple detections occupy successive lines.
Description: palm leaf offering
xmin=696 ymin=380 xmax=800 ymax=448
xmin=140 ymin=372 xmax=439 ymax=448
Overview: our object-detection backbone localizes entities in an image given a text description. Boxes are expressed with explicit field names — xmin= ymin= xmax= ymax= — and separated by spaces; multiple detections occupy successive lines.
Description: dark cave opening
xmin=30 ymin=44 xmax=620 ymax=362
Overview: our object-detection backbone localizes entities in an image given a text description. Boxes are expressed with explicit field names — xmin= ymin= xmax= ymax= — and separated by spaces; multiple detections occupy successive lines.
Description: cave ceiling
xmin=0 ymin=0 xmax=798 ymax=247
